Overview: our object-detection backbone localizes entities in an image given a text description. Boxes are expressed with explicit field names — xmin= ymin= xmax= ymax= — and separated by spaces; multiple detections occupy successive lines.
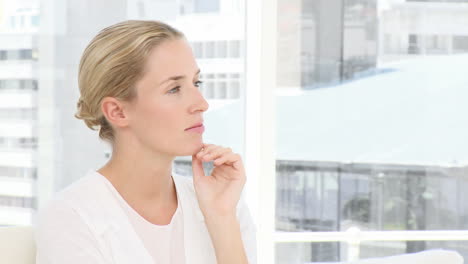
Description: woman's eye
xmin=168 ymin=81 xmax=202 ymax=94
xmin=194 ymin=80 xmax=203 ymax=87
xmin=168 ymin=86 xmax=180 ymax=94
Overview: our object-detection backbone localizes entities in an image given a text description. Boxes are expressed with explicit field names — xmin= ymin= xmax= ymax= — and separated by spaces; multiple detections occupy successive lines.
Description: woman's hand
xmin=191 ymin=143 xmax=246 ymax=218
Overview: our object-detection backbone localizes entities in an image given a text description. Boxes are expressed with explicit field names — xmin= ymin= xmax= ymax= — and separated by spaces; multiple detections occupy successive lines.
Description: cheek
xmin=139 ymin=104 xmax=180 ymax=132
xmin=131 ymin=93 xmax=187 ymax=135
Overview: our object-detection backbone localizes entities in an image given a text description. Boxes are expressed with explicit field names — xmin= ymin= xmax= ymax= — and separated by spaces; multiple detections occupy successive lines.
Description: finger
xmin=232 ymin=156 xmax=245 ymax=171
xmin=228 ymin=154 xmax=244 ymax=172
xmin=202 ymin=143 xmax=216 ymax=151
xmin=213 ymin=152 xmax=240 ymax=167
xmin=201 ymin=147 xmax=232 ymax=162
xmin=191 ymin=154 xmax=205 ymax=182
xmin=196 ymin=144 xmax=215 ymax=158
xmin=196 ymin=144 xmax=222 ymax=159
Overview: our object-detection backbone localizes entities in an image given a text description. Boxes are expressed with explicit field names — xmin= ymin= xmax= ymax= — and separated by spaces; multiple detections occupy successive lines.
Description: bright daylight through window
xmin=0 ymin=0 xmax=468 ymax=263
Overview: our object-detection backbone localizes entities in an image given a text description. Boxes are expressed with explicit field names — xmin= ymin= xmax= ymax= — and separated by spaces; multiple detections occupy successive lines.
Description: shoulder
xmin=34 ymin=171 xmax=110 ymax=263
xmin=35 ymin=170 xmax=107 ymax=230
xmin=41 ymin=170 xmax=103 ymax=207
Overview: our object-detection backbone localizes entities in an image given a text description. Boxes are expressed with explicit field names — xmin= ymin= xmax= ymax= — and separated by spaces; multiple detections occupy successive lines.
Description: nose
xmin=189 ymin=86 xmax=209 ymax=113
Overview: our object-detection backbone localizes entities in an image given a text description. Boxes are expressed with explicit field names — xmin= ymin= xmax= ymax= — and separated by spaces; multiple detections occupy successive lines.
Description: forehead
xmin=144 ymin=38 xmax=198 ymax=79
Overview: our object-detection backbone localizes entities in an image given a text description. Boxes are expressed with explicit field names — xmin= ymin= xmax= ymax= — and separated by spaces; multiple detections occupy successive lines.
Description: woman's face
xmin=125 ymin=37 xmax=209 ymax=156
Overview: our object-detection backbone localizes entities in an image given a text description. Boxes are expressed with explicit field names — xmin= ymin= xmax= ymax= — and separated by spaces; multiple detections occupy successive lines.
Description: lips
xmin=185 ymin=122 xmax=203 ymax=130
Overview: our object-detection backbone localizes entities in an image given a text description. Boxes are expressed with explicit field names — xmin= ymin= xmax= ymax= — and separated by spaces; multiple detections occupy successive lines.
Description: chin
xmin=189 ymin=142 xmax=205 ymax=155
xmin=173 ymin=142 xmax=204 ymax=157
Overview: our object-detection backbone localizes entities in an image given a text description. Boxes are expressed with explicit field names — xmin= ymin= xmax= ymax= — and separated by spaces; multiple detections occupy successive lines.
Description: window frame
xmin=245 ymin=0 xmax=468 ymax=262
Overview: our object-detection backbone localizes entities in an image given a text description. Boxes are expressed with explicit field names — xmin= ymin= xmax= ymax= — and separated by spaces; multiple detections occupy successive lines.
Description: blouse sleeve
xmin=34 ymin=200 xmax=110 ymax=264
xmin=237 ymin=193 xmax=257 ymax=264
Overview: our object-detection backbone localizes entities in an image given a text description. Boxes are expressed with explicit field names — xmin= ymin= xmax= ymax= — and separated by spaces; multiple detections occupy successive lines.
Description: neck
xmin=97 ymin=140 xmax=177 ymax=209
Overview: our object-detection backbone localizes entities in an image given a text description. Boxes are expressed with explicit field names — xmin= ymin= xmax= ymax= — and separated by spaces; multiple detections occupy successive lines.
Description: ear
xmin=101 ymin=97 xmax=129 ymax=128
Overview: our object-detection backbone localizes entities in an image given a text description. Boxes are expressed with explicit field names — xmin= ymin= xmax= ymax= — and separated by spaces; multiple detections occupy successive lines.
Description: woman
xmin=35 ymin=20 xmax=256 ymax=264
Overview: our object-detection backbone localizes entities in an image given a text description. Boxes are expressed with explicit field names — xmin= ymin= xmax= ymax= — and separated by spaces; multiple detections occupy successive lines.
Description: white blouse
xmin=100 ymin=173 xmax=185 ymax=264
xmin=35 ymin=169 xmax=257 ymax=264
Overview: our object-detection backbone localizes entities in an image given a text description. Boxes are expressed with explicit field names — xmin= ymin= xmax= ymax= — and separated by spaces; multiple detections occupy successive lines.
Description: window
xmin=13 ymin=0 xmax=247 ymax=228
xmin=216 ymin=81 xmax=227 ymax=99
xmin=191 ymin=42 xmax=203 ymax=58
xmin=229 ymin=40 xmax=240 ymax=58
xmin=216 ymin=41 xmax=227 ymax=58
xmin=205 ymin=41 xmax=215 ymax=58
xmin=205 ymin=81 xmax=215 ymax=98
xmin=407 ymin=0 xmax=468 ymax=2
xmin=0 ymin=166 xmax=36 ymax=179
xmin=0 ymin=108 xmax=36 ymax=120
xmin=10 ymin=16 xmax=16 ymax=29
xmin=0 ymin=0 xmax=40 ymax=227
xmin=31 ymin=15 xmax=39 ymax=27
xmin=408 ymin=34 xmax=420 ymax=54
xmin=271 ymin=0 xmax=468 ymax=262
xmin=0 ymin=195 xmax=36 ymax=208
xmin=197 ymin=72 xmax=241 ymax=99
xmin=20 ymin=15 xmax=25 ymax=28
xmin=20 ymin=49 xmax=32 ymax=60
xmin=0 ymin=137 xmax=37 ymax=149
xmin=453 ymin=35 xmax=468 ymax=52
xmin=216 ymin=73 xmax=226 ymax=79
xmin=192 ymin=41 xmax=240 ymax=59
xmin=194 ymin=0 xmax=220 ymax=13
xmin=229 ymin=80 xmax=240 ymax=99
xmin=6 ymin=0 xmax=466 ymax=262
xmin=6 ymin=50 xmax=20 ymax=60
xmin=0 ymin=79 xmax=37 ymax=91
xmin=0 ymin=49 xmax=33 ymax=61
xmin=425 ymin=35 xmax=446 ymax=53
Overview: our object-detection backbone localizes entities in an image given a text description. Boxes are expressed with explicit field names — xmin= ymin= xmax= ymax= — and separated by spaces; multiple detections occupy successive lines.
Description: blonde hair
xmin=75 ymin=20 xmax=184 ymax=143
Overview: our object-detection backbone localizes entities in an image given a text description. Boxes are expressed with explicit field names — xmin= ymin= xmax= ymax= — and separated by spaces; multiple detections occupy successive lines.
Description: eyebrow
xmin=159 ymin=69 xmax=201 ymax=86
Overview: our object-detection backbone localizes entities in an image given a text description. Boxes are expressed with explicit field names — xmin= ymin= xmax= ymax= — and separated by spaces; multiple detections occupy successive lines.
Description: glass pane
xmin=230 ymin=80 xmax=240 ymax=99
xmin=361 ymin=240 xmax=468 ymax=261
xmin=277 ymin=165 xmax=468 ymax=232
xmin=276 ymin=0 xmax=468 ymax=262
xmin=276 ymin=241 xmax=468 ymax=263
xmin=276 ymin=242 xmax=340 ymax=263
xmin=453 ymin=36 xmax=468 ymax=52
xmin=205 ymin=41 xmax=215 ymax=58
xmin=191 ymin=41 xmax=203 ymax=58
xmin=217 ymin=81 xmax=227 ymax=99
xmin=194 ymin=0 xmax=220 ymax=14
xmin=2 ymin=0 xmax=246 ymax=228
xmin=0 ymin=0 xmax=39 ymax=226
xmin=0 ymin=0 xmax=247 ymax=228
xmin=217 ymin=40 xmax=228 ymax=57
xmin=205 ymin=81 xmax=215 ymax=99
xmin=229 ymin=40 xmax=240 ymax=57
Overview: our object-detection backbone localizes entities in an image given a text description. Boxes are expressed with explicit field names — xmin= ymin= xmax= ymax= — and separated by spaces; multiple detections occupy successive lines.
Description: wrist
xmin=201 ymin=205 xmax=237 ymax=219
xmin=203 ymin=210 xmax=238 ymax=225
xmin=204 ymin=210 xmax=237 ymax=219
xmin=202 ymin=211 xmax=248 ymax=264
